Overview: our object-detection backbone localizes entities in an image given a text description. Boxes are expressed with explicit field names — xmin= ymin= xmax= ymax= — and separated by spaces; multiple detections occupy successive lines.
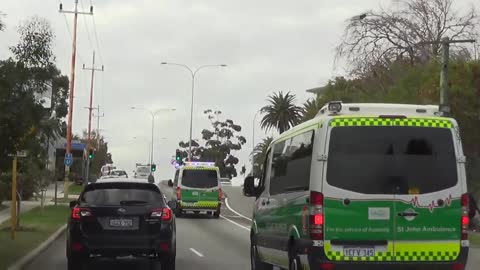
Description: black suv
xmin=67 ymin=179 xmax=177 ymax=270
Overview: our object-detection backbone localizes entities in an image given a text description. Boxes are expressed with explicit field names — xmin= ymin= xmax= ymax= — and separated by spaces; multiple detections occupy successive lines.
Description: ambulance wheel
xmin=288 ymin=255 xmax=302 ymax=270
xmin=193 ymin=211 xmax=200 ymax=215
xmin=213 ymin=210 xmax=220 ymax=218
xmin=250 ymin=242 xmax=272 ymax=270
xmin=175 ymin=208 xmax=182 ymax=217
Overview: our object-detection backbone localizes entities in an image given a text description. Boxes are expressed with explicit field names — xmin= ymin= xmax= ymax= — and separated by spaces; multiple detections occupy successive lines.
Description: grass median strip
xmin=0 ymin=205 xmax=70 ymax=270
xmin=67 ymin=183 xmax=84 ymax=195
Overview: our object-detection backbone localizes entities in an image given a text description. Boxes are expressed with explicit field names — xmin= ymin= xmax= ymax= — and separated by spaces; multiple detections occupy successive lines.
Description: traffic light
xmin=151 ymin=164 xmax=157 ymax=172
xmin=88 ymin=149 xmax=94 ymax=160
xmin=175 ymin=149 xmax=182 ymax=162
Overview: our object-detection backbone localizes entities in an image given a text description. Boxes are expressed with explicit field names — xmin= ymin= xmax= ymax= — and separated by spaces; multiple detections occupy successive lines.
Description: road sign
xmin=64 ymin=153 xmax=73 ymax=166
xmin=8 ymin=151 xmax=27 ymax=158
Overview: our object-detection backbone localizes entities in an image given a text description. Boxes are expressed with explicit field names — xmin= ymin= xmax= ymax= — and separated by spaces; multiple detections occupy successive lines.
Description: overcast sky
xmin=1 ymin=0 xmax=477 ymax=179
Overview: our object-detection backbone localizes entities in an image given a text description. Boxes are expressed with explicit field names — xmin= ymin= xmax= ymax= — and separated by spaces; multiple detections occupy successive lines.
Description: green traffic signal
xmin=88 ymin=149 xmax=94 ymax=160
xmin=151 ymin=164 xmax=157 ymax=172
xmin=175 ymin=149 xmax=182 ymax=161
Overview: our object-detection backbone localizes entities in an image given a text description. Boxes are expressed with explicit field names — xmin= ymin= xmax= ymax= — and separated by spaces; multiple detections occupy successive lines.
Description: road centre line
xmin=220 ymin=215 xmax=250 ymax=231
xmin=224 ymin=197 xmax=252 ymax=221
xmin=189 ymin=248 xmax=204 ymax=257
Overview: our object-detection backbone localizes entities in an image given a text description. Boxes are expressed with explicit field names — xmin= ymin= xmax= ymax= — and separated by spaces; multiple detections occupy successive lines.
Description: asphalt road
xmin=23 ymin=186 xmax=480 ymax=270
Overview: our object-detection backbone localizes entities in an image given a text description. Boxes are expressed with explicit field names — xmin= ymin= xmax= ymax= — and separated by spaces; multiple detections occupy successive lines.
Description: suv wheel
xmin=250 ymin=243 xmax=272 ymax=270
xmin=67 ymin=257 xmax=84 ymax=270
xmin=159 ymin=254 xmax=175 ymax=270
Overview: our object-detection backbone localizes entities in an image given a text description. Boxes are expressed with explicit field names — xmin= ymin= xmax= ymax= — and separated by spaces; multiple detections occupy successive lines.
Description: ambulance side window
xmin=269 ymin=131 xmax=314 ymax=195
xmin=259 ymin=150 xmax=272 ymax=195
xmin=174 ymin=170 xmax=179 ymax=186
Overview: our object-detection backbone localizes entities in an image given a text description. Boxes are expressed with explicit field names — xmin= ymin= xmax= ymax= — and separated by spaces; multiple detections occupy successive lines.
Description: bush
xmin=0 ymin=181 xmax=8 ymax=204
xmin=0 ymin=173 xmax=34 ymax=201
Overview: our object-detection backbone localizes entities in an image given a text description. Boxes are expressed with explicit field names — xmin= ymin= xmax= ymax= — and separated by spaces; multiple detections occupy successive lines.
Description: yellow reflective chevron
xmin=329 ymin=117 xmax=453 ymax=128
xmin=323 ymin=240 xmax=459 ymax=262
xmin=180 ymin=201 xmax=219 ymax=209
xmin=182 ymin=166 xmax=217 ymax=171
xmin=394 ymin=241 xmax=460 ymax=261
xmin=324 ymin=241 xmax=394 ymax=261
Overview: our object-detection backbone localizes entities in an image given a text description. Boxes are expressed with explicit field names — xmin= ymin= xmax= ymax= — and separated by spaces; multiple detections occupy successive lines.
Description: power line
xmin=80 ymin=0 xmax=95 ymax=53
xmin=89 ymin=0 xmax=104 ymax=65
xmin=57 ymin=0 xmax=86 ymax=64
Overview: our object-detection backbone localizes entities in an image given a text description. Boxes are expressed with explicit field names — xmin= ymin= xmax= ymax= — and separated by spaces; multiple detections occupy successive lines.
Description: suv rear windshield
xmin=181 ymin=169 xmax=218 ymax=188
xmin=327 ymin=126 xmax=457 ymax=195
xmin=80 ymin=183 xmax=163 ymax=206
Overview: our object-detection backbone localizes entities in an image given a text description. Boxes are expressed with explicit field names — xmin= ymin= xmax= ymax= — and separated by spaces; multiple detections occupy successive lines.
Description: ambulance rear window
xmin=182 ymin=169 xmax=218 ymax=188
xmin=327 ymin=126 xmax=457 ymax=194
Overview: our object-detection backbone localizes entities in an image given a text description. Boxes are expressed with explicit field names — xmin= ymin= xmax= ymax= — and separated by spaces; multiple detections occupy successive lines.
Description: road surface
xmin=23 ymin=186 xmax=480 ymax=270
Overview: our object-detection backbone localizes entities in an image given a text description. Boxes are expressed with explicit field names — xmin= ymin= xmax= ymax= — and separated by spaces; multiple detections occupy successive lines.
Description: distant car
xmin=100 ymin=164 xmax=116 ymax=176
xmin=135 ymin=166 xmax=151 ymax=179
xmin=67 ymin=178 xmax=177 ymax=270
xmin=108 ymin=169 xmax=128 ymax=178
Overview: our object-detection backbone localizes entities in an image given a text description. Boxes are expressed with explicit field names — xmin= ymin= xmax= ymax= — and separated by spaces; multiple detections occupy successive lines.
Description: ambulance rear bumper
xmin=304 ymin=246 xmax=469 ymax=270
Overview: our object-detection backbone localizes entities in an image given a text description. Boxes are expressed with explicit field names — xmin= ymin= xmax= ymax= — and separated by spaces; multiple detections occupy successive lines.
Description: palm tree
xmin=0 ymin=12 xmax=5 ymax=31
xmin=251 ymin=137 xmax=273 ymax=176
xmin=260 ymin=91 xmax=303 ymax=134
xmin=301 ymin=98 xmax=321 ymax=122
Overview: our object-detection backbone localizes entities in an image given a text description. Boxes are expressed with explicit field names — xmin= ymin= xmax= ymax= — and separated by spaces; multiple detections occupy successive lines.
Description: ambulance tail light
xmin=218 ymin=188 xmax=223 ymax=200
xmin=309 ymin=191 xmax=324 ymax=240
xmin=176 ymin=187 xmax=181 ymax=200
xmin=461 ymin=193 xmax=469 ymax=240
xmin=452 ymin=263 xmax=466 ymax=270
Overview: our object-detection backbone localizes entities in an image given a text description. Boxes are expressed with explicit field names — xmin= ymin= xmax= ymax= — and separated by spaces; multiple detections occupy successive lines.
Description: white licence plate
xmin=343 ymin=247 xmax=375 ymax=257
xmin=109 ymin=219 xmax=133 ymax=227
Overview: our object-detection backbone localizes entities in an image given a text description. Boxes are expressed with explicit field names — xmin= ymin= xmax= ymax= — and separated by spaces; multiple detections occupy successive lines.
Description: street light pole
xmin=252 ymin=110 xmax=261 ymax=173
xmin=161 ymin=62 xmax=227 ymax=161
xmin=130 ymin=107 xmax=175 ymax=170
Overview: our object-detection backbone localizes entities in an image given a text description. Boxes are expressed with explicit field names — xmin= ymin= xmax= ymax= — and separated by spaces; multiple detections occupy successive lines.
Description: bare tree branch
xmin=336 ymin=0 xmax=479 ymax=76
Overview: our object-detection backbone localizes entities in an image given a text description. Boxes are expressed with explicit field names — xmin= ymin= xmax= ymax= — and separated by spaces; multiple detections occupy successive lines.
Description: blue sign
xmin=64 ymin=142 xmax=86 ymax=151
xmin=64 ymin=153 xmax=73 ymax=166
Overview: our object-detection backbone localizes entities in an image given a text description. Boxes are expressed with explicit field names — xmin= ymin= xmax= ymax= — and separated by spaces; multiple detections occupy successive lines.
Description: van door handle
xmin=398 ymin=212 xmax=418 ymax=217
xmin=261 ymin=199 xmax=270 ymax=206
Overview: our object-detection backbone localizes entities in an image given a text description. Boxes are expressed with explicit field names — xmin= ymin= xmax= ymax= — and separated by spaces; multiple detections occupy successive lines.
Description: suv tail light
xmin=72 ymin=207 xmax=93 ymax=220
xmin=309 ymin=191 xmax=324 ymax=240
xmin=461 ymin=193 xmax=469 ymax=240
xmin=151 ymin=208 xmax=172 ymax=221
xmin=176 ymin=187 xmax=181 ymax=200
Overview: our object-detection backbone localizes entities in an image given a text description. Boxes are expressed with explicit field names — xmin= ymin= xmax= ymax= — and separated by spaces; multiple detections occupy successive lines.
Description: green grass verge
xmin=67 ymin=183 xmax=84 ymax=195
xmin=470 ymin=233 xmax=480 ymax=247
xmin=0 ymin=205 xmax=70 ymax=270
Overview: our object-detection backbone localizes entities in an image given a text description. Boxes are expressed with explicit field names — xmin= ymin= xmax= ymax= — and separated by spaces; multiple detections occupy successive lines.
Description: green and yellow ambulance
xmin=243 ymin=102 xmax=470 ymax=270
xmin=171 ymin=162 xmax=222 ymax=218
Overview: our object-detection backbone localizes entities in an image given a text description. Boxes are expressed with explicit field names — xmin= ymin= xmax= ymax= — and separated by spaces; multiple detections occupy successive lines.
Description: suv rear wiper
xmin=120 ymin=200 xmax=148 ymax=205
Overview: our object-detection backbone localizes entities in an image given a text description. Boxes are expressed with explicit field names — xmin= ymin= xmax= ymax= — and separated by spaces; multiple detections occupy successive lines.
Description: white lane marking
xmin=220 ymin=215 xmax=250 ymax=231
xmin=224 ymin=197 xmax=252 ymax=221
xmin=189 ymin=248 xmax=204 ymax=257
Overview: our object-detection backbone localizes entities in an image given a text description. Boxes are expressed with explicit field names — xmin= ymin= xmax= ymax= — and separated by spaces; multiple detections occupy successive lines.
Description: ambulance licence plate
xmin=343 ymin=247 xmax=375 ymax=257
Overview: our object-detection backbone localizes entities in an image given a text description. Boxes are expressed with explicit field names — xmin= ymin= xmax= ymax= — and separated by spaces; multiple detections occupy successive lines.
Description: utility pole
xmin=93 ymin=106 xmax=105 ymax=147
xmin=59 ymin=0 xmax=93 ymax=198
xmin=422 ymin=37 xmax=476 ymax=115
xmin=83 ymin=52 xmax=104 ymax=185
